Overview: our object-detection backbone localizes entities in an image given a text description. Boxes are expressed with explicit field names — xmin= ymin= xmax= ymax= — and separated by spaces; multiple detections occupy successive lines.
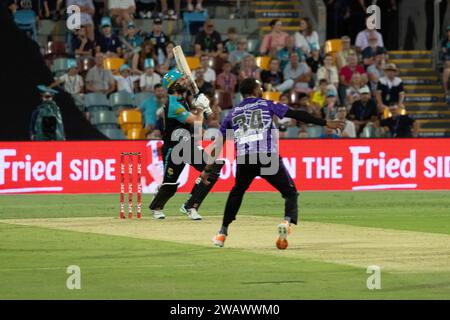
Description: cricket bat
xmin=172 ymin=45 xmax=199 ymax=94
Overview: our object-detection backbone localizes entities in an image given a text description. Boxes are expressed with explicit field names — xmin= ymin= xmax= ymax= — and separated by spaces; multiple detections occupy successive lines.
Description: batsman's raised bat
xmin=173 ymin=45 xmax=199 ymax=94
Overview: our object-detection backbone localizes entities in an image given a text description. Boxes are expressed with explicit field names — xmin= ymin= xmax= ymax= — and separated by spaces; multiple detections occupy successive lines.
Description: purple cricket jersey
xmin=220 ymin=97 xmax=289 ymax=156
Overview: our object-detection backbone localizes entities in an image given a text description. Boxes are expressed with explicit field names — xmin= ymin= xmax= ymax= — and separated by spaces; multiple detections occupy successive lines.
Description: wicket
xmin=120 ymin=152 xmax=142 ymax=219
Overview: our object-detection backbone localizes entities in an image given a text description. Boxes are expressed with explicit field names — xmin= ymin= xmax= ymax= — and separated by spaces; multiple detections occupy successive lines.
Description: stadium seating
xmin=84 ymin=92 xmax=110 ymax=112
xmin=324 ymin=39 xmax=342 ymax=63
xmin=247 ymin=39 xmax=260 ymax=55
xmin=99 ymin=128 xmax=126 ymax=140
xmin=79 ymin=56 xmax=95 ymax=73
xmin=286 ymin=126 xmax=299 ymax=138
xmin=119 ymin=109 xmax=143 ymax=134
xmin=90 ymin=110 xmax=118 ymax=129
xmin=262 ymin=91 xmax=281 ymax=102
xmin=71 ymin=93 xmax=85 ymax=112
xmin=255 ymin=56 xmax=271 ymax=71
xmin=51 ymin=58 xmax=71 ymax=77
xmin=127 ymin=127 xmax=146 ymax=140
xmin=45 ymin=41 xmax=67 ymax=58
xmin=134 ymin=92 xmax=154 ymax=107
xmin=186 ymin=57 xmax=201 ymax=70
xmin=110 ymin=91 xmax=135 ymax=111
xmin=103 ymin=57 xmax=125 ymax=75
xmin=306 ymin=125 xmax=323 ymax=138
xmin=14 ymin=10 xmax=37 ymax=41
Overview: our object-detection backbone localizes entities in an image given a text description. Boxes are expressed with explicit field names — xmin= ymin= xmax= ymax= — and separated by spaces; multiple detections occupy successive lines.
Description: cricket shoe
xmin=152 ymin=210 xmax=166 ymax=219
xmin=180 ymin=205 xmax=202 ymax=220
xmin=212 ymin=233 xmax=227 ymax=247
xmin=276 ymin=221 xmax=291 ymax=250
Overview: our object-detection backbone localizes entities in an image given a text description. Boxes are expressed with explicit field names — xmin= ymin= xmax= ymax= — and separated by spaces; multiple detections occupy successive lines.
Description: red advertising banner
xmin=0 ymin=139 xmax=449 ymax=194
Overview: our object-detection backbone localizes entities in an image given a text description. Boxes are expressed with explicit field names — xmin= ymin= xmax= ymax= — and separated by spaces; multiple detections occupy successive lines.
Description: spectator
xmin=348 ymin=86 xmax=378 ymax=135
xmin=67 ymin=0 xmax=95 ymax=40
xmin=194 ymin=19 xmax=223 ymax=57
xmin=346 ymin=72 xmax=364 ymax=106
xmin=113 ymin=64 xmax=141 ymax=93
xmin=121 ymin=21 xmax=144 ymax=61
xmin=260 ymin=58 xmax=293 ymax=93
xmin=132 ymin=40 xmax=156 ymax=72
xmin=229 ymin=38 xmax=250 ymax=68
xmin=239 ymin=54 xmax=261 ymax=82
xmin=293 ymin=92 xmax=317 ymax=132
xmin=158 ymin=41 xmax=177 ymax=74
xmin=355 ymin=28 xmax=384 ymax=53
xmin=275 ymin=94 xmax=293 ymax=138
xmin=216 ymin=61 xmax=237 ymax=109
xmin=311 ymin=79 xmax=329 ymax=110
xmin=277 ymin=35 xmax=305 ymax=71
xmin=376 ymin=63 xmax=405 ymax=112
xmin=259 ymin=19 xmax=289 ymax=56
xmin=223 ymin=27 xmax=239 ymax=54
xmin=95 ymin=17 xmax=122 ymax=56
xmin=294 ymin=17 xmax=319 ymax=56
xmin=42 ymin=0 xmax=63 ymax=20
xmin=367 ymin=48 xmax=386 ymax=92
xmin=139 ymin=58 xmax=161 ymax=92
xmin=338 ymin=54 xmax=367 ymax=104
xmin=216 ymin=61 xmax=237 ymax=96
xmin=72 ymin=25 xmax=95 ymax=56
xmin=361 ymin=33 xmax=386 ymax=68
xmin=109 ymin=0 xmax=135 ymax=32
xmin=145 ymin=18 xmax=171 ymax=63
xmin=378 ymin=103 xmax=419 ymax=138
xmin=160 ymin=0 xmax=180 ymax=20
xmin=306 ymin=43 xmax=323 ymax=74
xmin=320 ymin=126 xmax=340 ymax=138
xmin=49 ymin=59 xmax=84 ymax=95
xmin=195 ymin=67 xmax=214 ymax=94
xmin=186 ymin=0 xmax=204 ymax=12
xmin=85 ymin=53 xmax=115 ymax=94
xmin=139 ymin=83 xmax=167 ymax=134
xmin=335 ymin=105 xmax=356 ymax=138
xmin=321 ymin=89 xmax=339 ymax=120
xmin=335 ymin=35 xmax=354 ymax=70
xmin=283 ymin=52 xmax=312 ymax=93
xmin=316 ymin=53 xmax=339 ymax=90
xmin=193 ymin=55 xmax=216 ymax=85
xmin=137 ymin=0 xmax=157 ymax=19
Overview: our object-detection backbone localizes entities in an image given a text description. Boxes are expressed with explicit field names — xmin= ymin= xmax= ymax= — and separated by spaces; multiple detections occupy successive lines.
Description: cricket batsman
xmin=148 ymin=69 xmax=223 ymax=220
xmin=209 ymin=78 xmax=344 ymax=248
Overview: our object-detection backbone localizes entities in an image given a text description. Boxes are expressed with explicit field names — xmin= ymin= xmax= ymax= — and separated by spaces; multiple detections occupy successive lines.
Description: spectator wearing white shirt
xmin=294 ymin=17 xmax=319 ymax=56
xmin=192 ymin=54 xmax=216 ymax=85
xmin=114 ymin=64 xmax=141 ymax=93
xmin=50 ymin=59 xmax=84 ymax=94
xmin=335 ymin=105 xmax=356 ymax=138
xmin=139 ymin=58 xmax=161 ymax=93
xmin=355 ymin=28 xmax=384 ymax=53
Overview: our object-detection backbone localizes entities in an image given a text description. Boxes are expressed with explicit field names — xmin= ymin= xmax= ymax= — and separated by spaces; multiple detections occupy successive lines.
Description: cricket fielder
xmin=149 ymin=69 xmax=223 ymax=220
xmin=209 ymin=78 xmax=344 ymax=248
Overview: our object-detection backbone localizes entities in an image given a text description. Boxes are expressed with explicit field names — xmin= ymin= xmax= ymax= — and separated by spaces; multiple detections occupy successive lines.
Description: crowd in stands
xmin=8 ymin=0 xmax=433 ymax=139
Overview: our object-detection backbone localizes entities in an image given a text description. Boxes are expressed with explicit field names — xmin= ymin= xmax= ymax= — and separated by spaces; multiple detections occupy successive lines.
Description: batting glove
xmin=193 ymin=93 xmax=211 ymax=113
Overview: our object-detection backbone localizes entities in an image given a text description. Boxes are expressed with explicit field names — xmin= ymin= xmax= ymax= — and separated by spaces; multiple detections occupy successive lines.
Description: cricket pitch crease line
xmin=1 ymin=216 xmax=450 ymax=274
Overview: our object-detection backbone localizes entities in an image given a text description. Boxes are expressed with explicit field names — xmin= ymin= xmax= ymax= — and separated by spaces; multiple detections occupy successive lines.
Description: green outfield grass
xmin=0 ymin=191 xmax=449 ymax=299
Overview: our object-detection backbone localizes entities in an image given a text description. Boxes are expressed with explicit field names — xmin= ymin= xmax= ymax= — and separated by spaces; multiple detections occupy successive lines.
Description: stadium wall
xmin=0 ymin=139 xmax=449 ymax=194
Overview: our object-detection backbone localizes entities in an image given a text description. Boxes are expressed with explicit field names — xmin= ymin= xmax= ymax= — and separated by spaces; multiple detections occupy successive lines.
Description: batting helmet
xmin=162 ymin=69 xmax=183 ymax=91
